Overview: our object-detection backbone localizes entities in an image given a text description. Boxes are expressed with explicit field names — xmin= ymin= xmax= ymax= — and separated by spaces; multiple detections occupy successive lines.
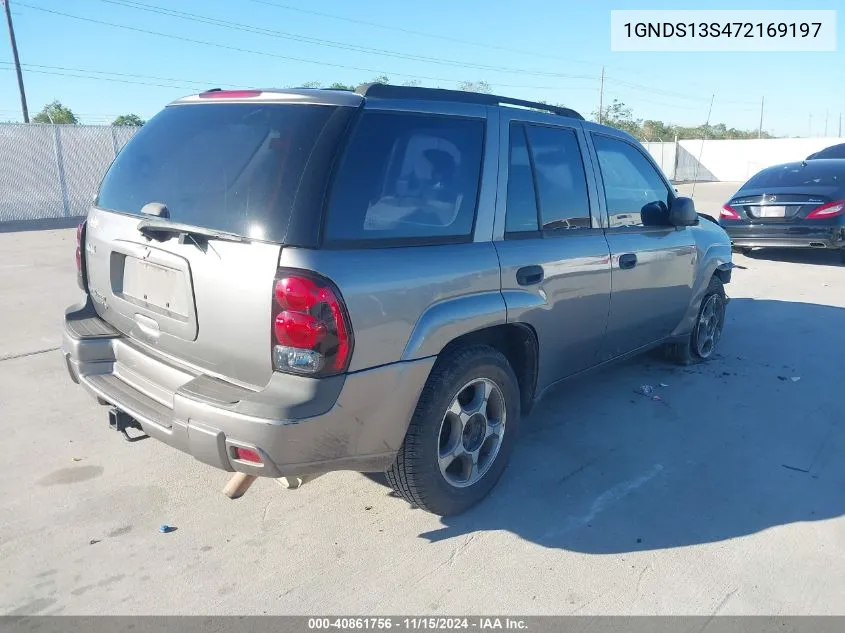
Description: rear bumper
xmin=721 ymin=223 xmax=845 ymax=249
xmin=63 ymin=300 xmax=433 ymax=477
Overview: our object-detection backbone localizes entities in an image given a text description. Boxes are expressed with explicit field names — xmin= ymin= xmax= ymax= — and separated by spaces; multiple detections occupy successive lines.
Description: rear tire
xmin=386 ymin=344 xmax=520 ymax=516
xmin=732 ymin=246 xmax=752 ymax=255
xmin=664 ymin=276 xmax=727 ymax=365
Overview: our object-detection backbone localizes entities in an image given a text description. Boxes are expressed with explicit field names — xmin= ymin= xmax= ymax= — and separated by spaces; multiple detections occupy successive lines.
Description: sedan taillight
xmin=720 ymin=204 xmax=741 ymax=220
xmin=806 ymin=199 xmax=845 ymax=219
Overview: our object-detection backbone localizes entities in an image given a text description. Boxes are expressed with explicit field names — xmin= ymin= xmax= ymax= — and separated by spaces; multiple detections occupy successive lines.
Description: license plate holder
xmin=122 ymin=258 xmax=190 ymax=317
xmin=758 ymin=206 xmax=786 ymax=218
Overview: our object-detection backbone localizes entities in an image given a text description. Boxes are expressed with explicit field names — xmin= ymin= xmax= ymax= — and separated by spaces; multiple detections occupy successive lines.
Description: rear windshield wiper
xmin=137 ymin=219 xmax=249 ymax=244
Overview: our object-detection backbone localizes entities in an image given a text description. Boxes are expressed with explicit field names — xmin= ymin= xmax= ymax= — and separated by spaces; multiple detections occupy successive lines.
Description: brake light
xmin=198 ymin=89 xmax=262 ymax=99
xmin=271 ymin=271 xmax=353 ymax=376
xmin=806 ymin=199 xmax=845 ymax=219
xmin=76 ymin=221 xmax=87 ymax=291
xmin=720 ymin=204 xmax=741 ymax=220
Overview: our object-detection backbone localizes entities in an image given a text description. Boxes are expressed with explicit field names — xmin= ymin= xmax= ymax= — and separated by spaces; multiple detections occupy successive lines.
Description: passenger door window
xmin=592 ymin=134 xmax=672 ymax=228
xmin=504 ymin=123 xmax=592 ymax=237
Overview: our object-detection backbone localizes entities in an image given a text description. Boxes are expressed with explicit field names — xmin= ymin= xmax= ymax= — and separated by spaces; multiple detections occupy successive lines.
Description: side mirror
xmin=669 ymin=197 xmax=697 ymax=227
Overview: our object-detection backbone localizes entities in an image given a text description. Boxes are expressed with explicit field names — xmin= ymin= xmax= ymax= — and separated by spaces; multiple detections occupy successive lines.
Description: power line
xmin=99 ymin=0 xmax=758 ymax=109
xmin=245 ymin=0 xmax=606 ymax=69
xmin=605 ymin=76 xmax=758 ymax=107
xmin=14 ymin=2 xmax=597 ymax=93
xmin=98 ymin=0 xmax=597 ymax=81
xmin=0 ymin=63 xmax=202 ymax=90
xmin=0 ymin=60 xmax=226 ymax=88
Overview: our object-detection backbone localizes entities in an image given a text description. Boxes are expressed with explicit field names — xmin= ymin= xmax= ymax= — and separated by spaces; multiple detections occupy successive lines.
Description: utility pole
xmin=598 ymin=66 xmax=604 ymax=124
xmin=2 ymin=0 xmax=28 ymax=122
xmin=757 ymin=96 xmax=764 ymax=139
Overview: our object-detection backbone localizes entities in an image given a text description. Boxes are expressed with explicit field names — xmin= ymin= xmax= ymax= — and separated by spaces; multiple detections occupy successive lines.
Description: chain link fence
xmin=0 ymin=123 xmax=138 ymax=224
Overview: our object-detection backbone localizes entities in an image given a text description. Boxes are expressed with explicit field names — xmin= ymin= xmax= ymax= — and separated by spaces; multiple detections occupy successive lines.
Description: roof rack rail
xmin=355 ymin=83 xmax=584 ymax=120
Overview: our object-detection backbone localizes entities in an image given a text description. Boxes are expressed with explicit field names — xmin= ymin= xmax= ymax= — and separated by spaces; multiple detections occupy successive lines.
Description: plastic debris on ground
xmin=637 ymin=385 xmax=655 ymax=397
xmin=659 ymin=382 xmax=669 ymax=388
xmin=159 ymin=524 xmax=175 ymax=534
xmin=71 ymin=457 xmax=83 ymax=462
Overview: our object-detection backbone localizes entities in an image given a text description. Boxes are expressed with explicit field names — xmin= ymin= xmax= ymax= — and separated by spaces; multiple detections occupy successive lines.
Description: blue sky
xmin=1 ymin=0 xmax=843 ymax=136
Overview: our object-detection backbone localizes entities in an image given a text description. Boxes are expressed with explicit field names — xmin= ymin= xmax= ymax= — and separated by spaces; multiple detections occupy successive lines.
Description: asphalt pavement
xmin=1 ymin=185 xmax=843 ymax=615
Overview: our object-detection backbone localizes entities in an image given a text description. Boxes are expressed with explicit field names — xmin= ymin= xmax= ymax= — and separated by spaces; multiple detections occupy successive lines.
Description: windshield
xmin=743 ymin=162 xmax=845 ymax=189
xmin=96 ymin=103 xmax=350 ymax=242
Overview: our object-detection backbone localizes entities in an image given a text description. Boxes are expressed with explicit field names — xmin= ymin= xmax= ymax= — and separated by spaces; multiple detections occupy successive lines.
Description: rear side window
xmin=324 ymin=111 xmax=484 ymax=245
xmin=505 ymin=125 xmax=539 ymax=233
xmin=743 ymin=162 xmax=844 ymax=188
xmin=525 ymin=125 xmax=592 ymax=230
xmin=592 ymin=134 xmax=671 ymax=228
xmin=504 ymin=123 xmax=592 ymax=236
xmin=97 ymin=103 xmax=351 ymax=242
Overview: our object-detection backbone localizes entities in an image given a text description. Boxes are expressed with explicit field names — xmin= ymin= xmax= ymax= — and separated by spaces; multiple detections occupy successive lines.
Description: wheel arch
xmin=437 ymin=323 xmax=539 ymax=415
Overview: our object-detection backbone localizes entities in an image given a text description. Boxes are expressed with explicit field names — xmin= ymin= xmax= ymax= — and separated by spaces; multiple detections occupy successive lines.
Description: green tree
xmin=458 ymin=80 xmax=491 ymax=94
xmin=112 ymin=114 xmax=145 ymax=127
xmin=327 ymin=82 xmax=356 ymax=91
xmin=32 ymin=101 xmax=78 ymax=124
xmin=300 ymin=80 xmax=323 ymax=89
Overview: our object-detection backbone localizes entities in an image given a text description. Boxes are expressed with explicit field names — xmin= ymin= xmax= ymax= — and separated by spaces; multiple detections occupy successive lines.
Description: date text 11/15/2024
xmin=307 ymin=617 xmax=529 ymax=630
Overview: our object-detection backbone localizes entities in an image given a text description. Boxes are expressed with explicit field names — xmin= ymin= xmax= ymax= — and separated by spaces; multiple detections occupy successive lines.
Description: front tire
xmin=386 ymin=345 xmax=520 ymax=516
xmin=664 ymin=276 xmax=727 ymax=365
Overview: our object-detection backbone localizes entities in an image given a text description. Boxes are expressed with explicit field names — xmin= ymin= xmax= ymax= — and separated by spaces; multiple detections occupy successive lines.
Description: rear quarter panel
xmin=279 ymin=242 xmax=504 ymax=372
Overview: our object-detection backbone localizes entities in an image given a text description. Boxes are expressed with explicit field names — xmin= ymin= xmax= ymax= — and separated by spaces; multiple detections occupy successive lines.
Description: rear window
xmin=743 ymin=162 xmax=845 ymax=189
xmin=324 ymin=111 xmax=484 ymax=246
xmin=96 ymin=103 xmax=351 ymax=242
xmin=808 ymin=144 xmax=845 ymax=160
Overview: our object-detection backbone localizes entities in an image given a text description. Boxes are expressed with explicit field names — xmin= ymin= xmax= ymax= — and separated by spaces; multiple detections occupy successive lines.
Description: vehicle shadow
xmin=367 ymin=298 xmax=843 ymax=553
xmin=743 ymin=247 xmax=843 ymax=268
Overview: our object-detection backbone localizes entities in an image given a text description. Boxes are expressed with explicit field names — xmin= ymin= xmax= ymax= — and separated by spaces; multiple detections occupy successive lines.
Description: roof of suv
xmin=171 ymin=84 xmax=584 ymax=121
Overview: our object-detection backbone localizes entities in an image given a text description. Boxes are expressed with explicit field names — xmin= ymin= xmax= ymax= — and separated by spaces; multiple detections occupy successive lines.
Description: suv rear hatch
xmin=84 ymin=94 xmax=357 ymax=388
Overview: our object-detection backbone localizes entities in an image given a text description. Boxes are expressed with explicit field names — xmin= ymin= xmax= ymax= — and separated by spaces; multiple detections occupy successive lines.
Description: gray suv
xmin=63 ymin=84 xmax=733 ymax=516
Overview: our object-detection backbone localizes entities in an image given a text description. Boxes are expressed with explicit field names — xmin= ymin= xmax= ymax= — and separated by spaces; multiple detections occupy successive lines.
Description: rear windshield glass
xmin=96 ymin=103 xmax=349 ymax=242
xmin=743 ymin=162 xmax=845 ymax=188
xmin=809 ymin=144 xmax=845 ymax=159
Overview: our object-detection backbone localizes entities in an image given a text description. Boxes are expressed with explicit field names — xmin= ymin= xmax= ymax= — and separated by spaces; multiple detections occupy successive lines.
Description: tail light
xmin=720 ymin=204 xmax=741 ymax=220
xmin=76 ymin=221 xmax=87 ymax=291
xmin=271 ymin=270 xmax=353 ymax=377
xmin=806 ymin=200 xmax=845 ymax=219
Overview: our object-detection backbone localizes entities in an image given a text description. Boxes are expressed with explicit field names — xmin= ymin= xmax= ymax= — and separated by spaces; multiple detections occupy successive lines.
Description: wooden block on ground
xmin=222 ymin=472 xmax=257 ymax=499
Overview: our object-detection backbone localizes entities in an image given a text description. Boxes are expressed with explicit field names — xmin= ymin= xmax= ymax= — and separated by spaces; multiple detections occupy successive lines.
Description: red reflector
xmin=76 ymin=222 xmax=84 ymax=246
xmin=720 ymin=204 xmax=741 ymax=220
xmin=198 ymin=89 xmax=261 ymax=99
xmin=806 ymin=199 xmax=845 ymax=219
xmin=275 ymin=276 xmax=319 ymax=311
xmin=75 ymin=247 xmax=82 ymax=271
xmin=233 ymin=447 xmax=262 ymax=464
xmin=274 ymin=311 xmax=326 ymax=349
